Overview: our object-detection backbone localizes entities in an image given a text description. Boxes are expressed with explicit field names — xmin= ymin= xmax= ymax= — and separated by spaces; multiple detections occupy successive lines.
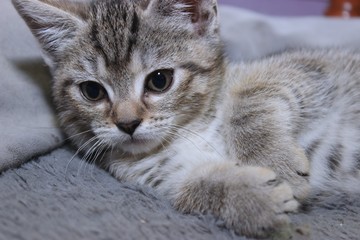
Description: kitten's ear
xmin=12 ymin=0 xmax=89 ymax=68
xmin=145 ymin=0 xmax=219 ymax=36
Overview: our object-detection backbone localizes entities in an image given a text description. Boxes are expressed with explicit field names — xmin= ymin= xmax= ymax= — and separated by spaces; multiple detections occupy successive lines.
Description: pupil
xmin=86 ymin=82 xmax=100 ymax=99
xmin=152 ymin=73 xmax=166 ymax=89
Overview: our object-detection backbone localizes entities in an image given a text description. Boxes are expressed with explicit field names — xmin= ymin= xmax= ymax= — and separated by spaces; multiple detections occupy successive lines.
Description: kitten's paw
xmin=283 ymin=171 xmax=310 ymax=201
xmin=222 ymin=166 xmax=298 ymax=237
xmin=174 ymin=165 xmax=298 ymax=238
xmin=278 ymin=145 xmax=311 ymax=200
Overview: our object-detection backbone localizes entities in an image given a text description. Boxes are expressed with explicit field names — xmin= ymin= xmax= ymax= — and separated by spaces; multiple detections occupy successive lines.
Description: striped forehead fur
xmin=90 ymin=0 xmax=139 ymax=65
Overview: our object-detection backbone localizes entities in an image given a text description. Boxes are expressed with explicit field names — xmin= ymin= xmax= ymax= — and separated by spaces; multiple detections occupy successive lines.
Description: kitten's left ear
xmin=12 ymin=0 xmax=90 ymax=69
xmin=144 ymin=0 xmax=219 ymax=36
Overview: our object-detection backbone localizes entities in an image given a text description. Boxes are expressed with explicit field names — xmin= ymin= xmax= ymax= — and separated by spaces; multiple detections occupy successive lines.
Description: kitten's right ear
xmin=12 ymin=0 xmax=89 ymax=68
xmin=141 ymin=0 xmax=219 ymax=36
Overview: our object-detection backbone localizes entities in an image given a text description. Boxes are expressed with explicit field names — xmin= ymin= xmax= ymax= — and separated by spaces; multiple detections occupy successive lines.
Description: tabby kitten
xmin=13 ymin=0 xmax=360 ymax=237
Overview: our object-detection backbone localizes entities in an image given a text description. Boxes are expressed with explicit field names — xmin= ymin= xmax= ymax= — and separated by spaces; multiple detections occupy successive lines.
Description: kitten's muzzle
xmin=116 ymin=119 xmax=142 ymax=136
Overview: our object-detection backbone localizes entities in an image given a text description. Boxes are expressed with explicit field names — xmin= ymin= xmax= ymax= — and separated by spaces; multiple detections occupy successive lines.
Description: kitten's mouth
xmin=120 ymin=136 xmax=160 ymax=155
xmin=124 ymin=137 xmax=148 ymax=145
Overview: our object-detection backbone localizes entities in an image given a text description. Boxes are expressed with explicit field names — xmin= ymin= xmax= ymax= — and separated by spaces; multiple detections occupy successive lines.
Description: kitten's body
xmin=13 ymin=0 xmax=360 ymax=237
xmin=226 ymin=50 xmax=360 ymax=191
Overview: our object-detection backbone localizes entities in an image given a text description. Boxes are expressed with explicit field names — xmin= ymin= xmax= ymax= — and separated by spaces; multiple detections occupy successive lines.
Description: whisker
xmin=63 ymin=129 xmax=93 ymax=142
xmin=169 ymin=124 xmax=224 ymax=159
xmin=90 ymin=142 xmax=112 ymax=182
xmin=109 ymin=145 xmax=115 ymax=164
xmin=87 ymin=140 xmax=108 ymax=181
xmin=78 ymin=138 xmax=105 ymax=177
xmin=98 ymin=142 xmax=112 ymax=165
xmin=159 ymin=126 xmax=207 ymax=156
xmin=65 ymin=136 xmax=98 ymax=178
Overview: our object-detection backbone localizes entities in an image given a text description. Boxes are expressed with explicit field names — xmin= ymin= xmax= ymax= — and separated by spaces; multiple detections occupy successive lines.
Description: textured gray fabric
xmin=0 ymin=0 xmax=63 ymax=171
xmin=0 ymin=148 xmax=244 ymax=240
xmin=2 ymin=0 xmax=360 ymax=239
xmin=1 ymin=148 xmax=360 ymax=240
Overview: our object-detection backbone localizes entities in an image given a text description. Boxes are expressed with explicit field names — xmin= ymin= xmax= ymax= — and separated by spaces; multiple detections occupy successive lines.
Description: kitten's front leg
xmin=172 ymin=162 xmax=298 ymax=238
xmin=224 ymin=83 xmax=310 ymax=199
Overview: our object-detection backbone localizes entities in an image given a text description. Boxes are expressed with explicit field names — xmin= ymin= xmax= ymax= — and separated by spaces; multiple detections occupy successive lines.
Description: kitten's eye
xmin=80 ymin=81 xmax=107 ymax=101
xmin=145 ymin=69 xmax=174 ymax=93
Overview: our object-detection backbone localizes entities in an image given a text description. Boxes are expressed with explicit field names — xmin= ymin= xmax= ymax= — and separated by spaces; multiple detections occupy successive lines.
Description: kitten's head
xmin=13 ymin=0 xmax=225 ymax=157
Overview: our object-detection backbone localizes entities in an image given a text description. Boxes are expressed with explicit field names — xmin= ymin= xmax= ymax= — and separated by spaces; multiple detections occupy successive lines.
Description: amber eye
xmin=80 ymin=81 xmax=107 ymax=101
xmin=145 ymin=69 xmax=174 ymax=93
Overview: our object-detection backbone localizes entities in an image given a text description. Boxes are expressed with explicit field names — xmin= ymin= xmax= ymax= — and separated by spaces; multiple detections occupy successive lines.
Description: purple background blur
xmin=218 ymin=0 xmax=329 ymax=16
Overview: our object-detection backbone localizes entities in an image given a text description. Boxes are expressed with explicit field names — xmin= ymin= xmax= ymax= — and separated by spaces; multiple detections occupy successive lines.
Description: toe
xmin=283 ymin=199 xmax=299 ymax=212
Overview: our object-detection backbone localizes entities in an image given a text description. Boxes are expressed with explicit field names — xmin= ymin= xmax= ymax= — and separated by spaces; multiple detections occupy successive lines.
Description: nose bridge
xmin=109 ymin=67 xmax=145 ymax=124
xmin=112 ymin=100 xmax=144 ymax=123
xmin=112 ymin=100 xmax=145 ymax=136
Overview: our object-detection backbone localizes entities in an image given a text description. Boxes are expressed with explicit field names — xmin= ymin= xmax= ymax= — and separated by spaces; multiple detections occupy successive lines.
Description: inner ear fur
xmin=153 ymin=0 xmax=218 ymax=35
xmin=12 ymin=0 xmax=90 ymax=66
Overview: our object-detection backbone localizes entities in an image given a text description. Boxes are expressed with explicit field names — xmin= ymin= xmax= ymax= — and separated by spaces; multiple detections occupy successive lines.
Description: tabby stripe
xmin=305 ymin=139 xmax=321 ymax=160
xmin=327 ymin=144 xmax=342 ymax=172
xmin=176 ymin=74 xmax=196 ymax=93
xmin=158 ymin=157 xmax=170 ymax=168
xmin=145 ymin=173 xmax=156 ymax=185
xmin=126 ymin=11 xmax=139 ymax=61
xmin=152 ymin=179 xmax=164 ymax=188
xmin=176 ymin=61 xmax=219 ymax=95
xmin=153 ymin=170 xmax=171 ymax=188
xmin=60 ymin=79 xmax=74 ymax=99
xmin=109 ymin=19 xmax=119 ymax=64
xmin=138 ymin=167 xmax=153 ymax=177
xmin=180 ymin=62 xmax=213 ymax=74
xmin=91 ymin=24 xmax=110 ymax=66
xmin=130 ymin=10 xmax=139 ymax=34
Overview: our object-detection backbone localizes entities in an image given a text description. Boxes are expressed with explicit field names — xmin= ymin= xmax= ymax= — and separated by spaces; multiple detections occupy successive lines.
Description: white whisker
xmin=167 ymin=124 xmax=224 ymax=159
xmin=63 ymin=129 xmax=93 ymax=142
xmin=65 ymin=136 xmax=97 ymax=178
xmin=88 ymin=140 xmax=109 ymax=182
xmin=159 ymin=126 xmax=207 ymax=156
xmin=78 ymin=138 xmax=105 ymax=177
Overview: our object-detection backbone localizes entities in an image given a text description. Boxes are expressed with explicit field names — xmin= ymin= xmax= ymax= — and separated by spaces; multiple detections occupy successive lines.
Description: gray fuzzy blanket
xmin=2 ymin=0 xmax=360 ymax=239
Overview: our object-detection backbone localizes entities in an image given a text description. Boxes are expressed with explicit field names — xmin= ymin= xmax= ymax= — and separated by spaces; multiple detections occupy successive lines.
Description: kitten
xmin=13 ymin=0 xmax=360 ymax=237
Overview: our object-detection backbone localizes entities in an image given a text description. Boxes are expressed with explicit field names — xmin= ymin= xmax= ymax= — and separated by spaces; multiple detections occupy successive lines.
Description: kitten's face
xmin=14 ymin=0 xmax=224 ymax=156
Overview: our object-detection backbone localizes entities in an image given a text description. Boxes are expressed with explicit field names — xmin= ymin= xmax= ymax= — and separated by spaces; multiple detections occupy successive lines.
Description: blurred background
xmin=218 ymin=0 xmax=360 ymax=17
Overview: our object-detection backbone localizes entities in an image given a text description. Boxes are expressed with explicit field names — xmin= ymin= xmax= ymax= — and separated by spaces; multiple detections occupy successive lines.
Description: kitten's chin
xmin=120 ymin=137 xmax=161 ymax=155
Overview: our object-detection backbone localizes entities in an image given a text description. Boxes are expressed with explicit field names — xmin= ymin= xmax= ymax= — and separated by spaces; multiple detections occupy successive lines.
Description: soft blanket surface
xmin=2 ymin=0 xmax=360 ymax=239
xmin=0 ymin=148 xmax=239 ymax=240
xmin=1 ymin=148 xmax=360 ymax=240
xmin=0 ymin=0 xmax=63 ymax=171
